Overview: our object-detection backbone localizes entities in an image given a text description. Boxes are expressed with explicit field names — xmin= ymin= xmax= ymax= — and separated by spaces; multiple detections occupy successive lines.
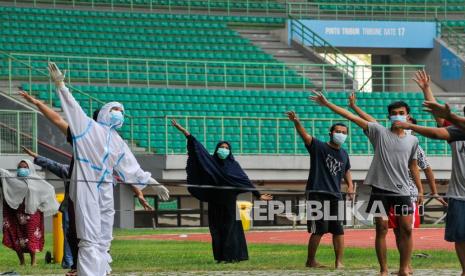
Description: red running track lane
xmin=119 ymin=228 xmax=454 ymax=251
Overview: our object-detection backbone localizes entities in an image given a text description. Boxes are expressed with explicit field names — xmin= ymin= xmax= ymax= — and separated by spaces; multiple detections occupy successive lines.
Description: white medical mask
xmin=17 ymin=168 xmax=30 ymax=177
xmin=217 ymin=148 xmax=230 ymax=159
xmin=390 ymin=115 xmax=407 ymax=124
xmin=331 ymin=133 xmax=347 ymax=146
xmin=110 ymin=110 xmax=124 ymax=128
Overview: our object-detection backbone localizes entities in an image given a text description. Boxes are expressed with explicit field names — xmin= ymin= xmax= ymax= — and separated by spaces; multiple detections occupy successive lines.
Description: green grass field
xmin=0 ymin=229 xmax=460 ymax=274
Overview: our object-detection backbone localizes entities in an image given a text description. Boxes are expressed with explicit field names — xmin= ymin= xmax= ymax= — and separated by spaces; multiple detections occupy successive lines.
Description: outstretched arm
xmin=393 ymin=121 xmax=450 ymax=140
xmin=348 ymin=92 xmax=377 ymax=123
xmin=23 ymin=147 xmax=70 ymax=178
xmin=423 ymin=101 xmax=465 ymax=132
xmin=413 ymin=70 xmax=445 ymax=126
xmin=19 ymin=91 xmax=69 ymax=135
xmin=310 ymin=91 xmax=369 ymax=131
xmin=285 ymin=111 xmax=312 ymax=145
xmin=48 ymin=62 xmax=91 ymax=137
xmin=171 ymin=119 xmax=190 ymax=137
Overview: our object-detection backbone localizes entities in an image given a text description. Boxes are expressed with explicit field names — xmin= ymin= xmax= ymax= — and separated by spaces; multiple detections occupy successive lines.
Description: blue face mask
xmin=217 ymin=148 xmax=230 ymax=159
xmin=331 ymin=133 xmax=347 ymax=146
xmin=110 ymin=110 xmax=124 ymax=128
xmin=390 ymin=115 xmax=407 ymax=124
xmin=17 ymin=168 xmax=30 ymax=177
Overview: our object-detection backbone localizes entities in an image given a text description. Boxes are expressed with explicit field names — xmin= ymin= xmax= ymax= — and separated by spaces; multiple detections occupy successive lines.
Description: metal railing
xmin=2 ymin=51 xmax=106 ymax=112
xmin=439 ymin=21 xmax=465 ymax=57
xmin=0 ymin=50 xmax=139 ymax=143
xmin=7 ymin=53 xmax=424 ymax=93
xmin=10 ymin=0 xmax=286 ymax=15
xmin=287 ymin=1 xmax=461 ymax=21
xmin=126 ymin=115 xmax=449 ymax=156
xmin=289 ymin=17 xmax=356 ymax=79
xmin=0 ymin=109 xmax=38 ymax=154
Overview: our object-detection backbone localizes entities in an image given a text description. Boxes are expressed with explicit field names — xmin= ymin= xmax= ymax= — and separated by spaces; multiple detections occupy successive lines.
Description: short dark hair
xmin=387 ymin=101 xmax=410 ymax=114
xmin=93 ymin=108 xmax=101 ymax=121
xmin=462 ymin=106 xmax=465 ymax=116
xmin=330 ymin=122 xmax=348 ymax=133
xmin=409 ymin=117 xmax=417 ymax=125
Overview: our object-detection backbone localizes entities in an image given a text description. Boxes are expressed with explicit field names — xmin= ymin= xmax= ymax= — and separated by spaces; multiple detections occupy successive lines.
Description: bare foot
xmin=66 ymin=269 xmax=78 ymax=276
xmin=305 ymin=261 xmax=328 ymax=268
xmin=391 ymin=270 xmax=413 ymax=275
xmin=335 ymin=262 xmax=344 ymax=269
xmin=379 ymin=271 xmax=388 ymax=276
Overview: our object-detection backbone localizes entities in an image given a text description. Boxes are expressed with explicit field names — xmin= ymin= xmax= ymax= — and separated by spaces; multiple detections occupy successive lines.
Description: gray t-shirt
xmin=364 ymin=123 xmax=419 ymax=195
xmin=446 ymin=126 xmax=465 ymax=201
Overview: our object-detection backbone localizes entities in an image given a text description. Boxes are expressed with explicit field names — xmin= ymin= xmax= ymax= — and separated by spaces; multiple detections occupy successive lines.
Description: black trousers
xmin=208 ymin=200 xmax=249 ymax=262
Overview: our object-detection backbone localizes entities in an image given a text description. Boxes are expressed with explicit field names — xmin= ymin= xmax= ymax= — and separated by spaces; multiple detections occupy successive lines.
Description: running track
xmin=119 ymin=228 xmax=454 ymax=251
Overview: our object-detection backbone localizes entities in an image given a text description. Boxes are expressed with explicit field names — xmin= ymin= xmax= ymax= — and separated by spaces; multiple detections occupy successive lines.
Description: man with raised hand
xmin=394 ymin=100 xmax=465 ymax=276
xmin=286 ymin=111 xmax=353 ymax=269
xmin=311 ymin=91 xmax=422 ymax=276
xmin=47 ymin=62 xmax=169 ymax=276
xmin=348 ymin=92 xmax=446 ymax=274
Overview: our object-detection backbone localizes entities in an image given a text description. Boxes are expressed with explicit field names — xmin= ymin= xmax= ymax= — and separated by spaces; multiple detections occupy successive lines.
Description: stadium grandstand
xmin=1 ymin=0 xmax=465 ymax=271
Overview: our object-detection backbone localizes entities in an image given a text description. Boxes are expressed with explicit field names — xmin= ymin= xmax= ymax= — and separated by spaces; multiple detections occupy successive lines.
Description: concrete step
xmin=254 ymin=41 xmax=289 ymax=49
xmin=242 ymin=34 xmax=280 ymax=42
xmin=266 ymin=49 xmax=304 ymax=57
xmin=235 ymin=28 xmax=352 ymax=91
xmin=237 ymin=29 xmax=272 ymax=35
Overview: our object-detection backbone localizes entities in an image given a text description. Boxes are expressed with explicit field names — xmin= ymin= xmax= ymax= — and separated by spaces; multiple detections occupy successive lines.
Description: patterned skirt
xmin=2 ymin=200 xmax=44 ymax=254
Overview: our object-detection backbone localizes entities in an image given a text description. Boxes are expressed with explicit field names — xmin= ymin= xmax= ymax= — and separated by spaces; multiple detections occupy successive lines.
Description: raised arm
xmin=48 ymin=62 xmax=91 ymax=137
xmin=19 ymin=91 xmax=68 ymax=135
xmin=171 ymin=119 xmax=190 ymax=137
xmin=285 ymin=111 xmax=312 ymax=145
xmin=393 ymin=121 xmax=450 ymax=140
xmin=423 ymin=101 xmax=465 ymax=132
xmin=413 ymin=70 xmax=445 ymax=126
xmin=310 ymin=91 xmax=369 ymax=131
xmin=348 ymin=92 xmax=377 ymax=123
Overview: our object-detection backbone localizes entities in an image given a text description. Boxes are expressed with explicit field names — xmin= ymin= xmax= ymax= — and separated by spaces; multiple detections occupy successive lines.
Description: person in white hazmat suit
xmin=48 ymin=62 xmax=170 ymax=276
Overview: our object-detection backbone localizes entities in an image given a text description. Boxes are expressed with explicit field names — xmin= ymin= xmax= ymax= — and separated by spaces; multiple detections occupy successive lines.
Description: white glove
xmin=48 ymin=62 xmax=66 ymax=88
xmin=153 ymin=184 xmax=170 ymax=201
xmin=149 ymin=177 xmax=170 ymax=201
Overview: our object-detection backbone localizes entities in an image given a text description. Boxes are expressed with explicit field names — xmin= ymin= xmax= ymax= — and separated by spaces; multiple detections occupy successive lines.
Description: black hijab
xmin=186 ymin=135 xmax=259 ymax=203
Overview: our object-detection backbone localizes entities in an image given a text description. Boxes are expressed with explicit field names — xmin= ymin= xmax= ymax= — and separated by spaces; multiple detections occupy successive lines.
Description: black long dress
xmin=185 ymin=135 xmax=260 ymax=262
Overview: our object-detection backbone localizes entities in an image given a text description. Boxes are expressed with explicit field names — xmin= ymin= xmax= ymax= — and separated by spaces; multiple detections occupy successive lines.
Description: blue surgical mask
xmin=110 ymin=110 xmax=124 ymax=128
xmin=17 ymin=168 xmax=30 ymax=177
xmin=331 ymin=133 xmax=347 ymax=146
xmin=217 ymin=148 xmax=230 ymax=159
xmin=390 ymin=115 xmax=407 ymax=124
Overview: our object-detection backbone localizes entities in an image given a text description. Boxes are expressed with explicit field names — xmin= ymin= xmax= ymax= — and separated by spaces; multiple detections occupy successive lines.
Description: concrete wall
xmin=405 ymin=39 xmax=465 ymax=93
xmin=147 ymin=154 xmax=452 ymax=182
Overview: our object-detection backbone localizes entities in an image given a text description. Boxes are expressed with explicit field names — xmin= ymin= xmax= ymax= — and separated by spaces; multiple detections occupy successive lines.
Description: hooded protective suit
xmin=55 ymin=84 xmax=164 ymax=276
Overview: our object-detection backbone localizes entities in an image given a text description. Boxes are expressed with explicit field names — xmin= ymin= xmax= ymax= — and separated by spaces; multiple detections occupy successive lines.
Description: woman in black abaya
xmin=171 ymin=119 xmax=272 ymax=263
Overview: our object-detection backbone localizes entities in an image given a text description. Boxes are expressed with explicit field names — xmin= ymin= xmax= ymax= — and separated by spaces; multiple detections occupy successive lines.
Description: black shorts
xmin=445 ymin=198 xmax=465 ymax=242
xmin=306 ymin=193 xmax=344 ymax=235
xmin=366 ymin=186 xmax=413 ymax=216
